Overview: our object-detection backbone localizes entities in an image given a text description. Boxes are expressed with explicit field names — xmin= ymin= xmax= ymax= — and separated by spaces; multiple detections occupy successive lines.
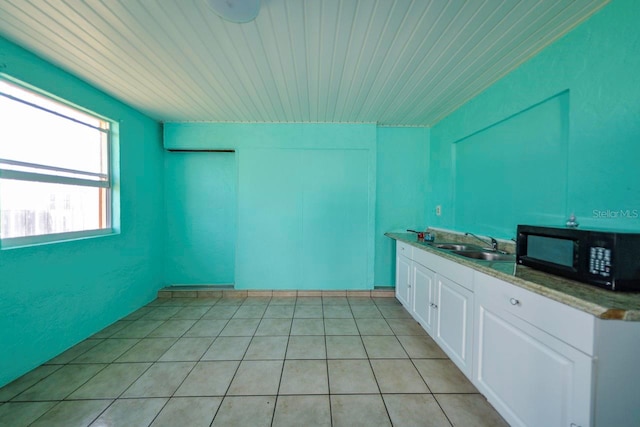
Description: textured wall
xmin=164 ymin=123 xmax=430 ymax=289
xmin=429 ymin=0 xmax=640 ymax=237
xmin=237 ymin=147 xmax=371 ymax=290
xmin=164 ymin=152 xmax=236 ymax=284
xmin=375 ymin=127 xmax=430 ymax=286
xmin=164 ymin=123 xmax=378 ymax=290
xmin=0 ymin=37 xmax=165 ymax=386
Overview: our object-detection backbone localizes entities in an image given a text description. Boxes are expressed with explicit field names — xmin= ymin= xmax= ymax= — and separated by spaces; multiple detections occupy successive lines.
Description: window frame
xmin=0 ymin=75 xmax=118 ymax=249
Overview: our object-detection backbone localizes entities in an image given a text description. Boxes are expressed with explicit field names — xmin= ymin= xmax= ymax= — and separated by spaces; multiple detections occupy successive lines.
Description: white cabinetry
xmin=393 ymin=238 xmax=640 ymax=427
xmin=395 ymin=242 xmax=413 ymax=309
xmin=412 ymin=262 xmax=436 ymax=334
xmin=474 ymin=271 xmax=593 ymax=427
xmin=435 ymin=274 xmax=474 ymax=376
xmin=395 ymin=241 xmax=474 ymax=376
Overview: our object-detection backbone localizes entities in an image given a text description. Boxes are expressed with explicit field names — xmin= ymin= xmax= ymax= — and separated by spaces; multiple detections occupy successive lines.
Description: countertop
xmin=386 ymin=232 xmax=640 ymax=321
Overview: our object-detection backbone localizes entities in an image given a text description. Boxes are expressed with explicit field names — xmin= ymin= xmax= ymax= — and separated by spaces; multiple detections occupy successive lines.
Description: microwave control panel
xmin=589 ymin=246 xmax=611 ymax=277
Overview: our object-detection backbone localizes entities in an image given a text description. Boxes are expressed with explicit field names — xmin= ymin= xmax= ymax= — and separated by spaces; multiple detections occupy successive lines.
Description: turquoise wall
xmin=375 ymin=127 xmax=429 ymax=286
xmin=164 ymin=123 xmax=378 ymax=290
xmin=429 ymin=0 xmax=640 ymax=237
xmin=164 ymin=123 xmax=429 ymax=289
xmin=164 ymin=152 xmax=236 ymax=284
xmin=0 ymin=37 xmax=164 ymax=386
xmin=237 ymin=147 xmax=371 ymax=290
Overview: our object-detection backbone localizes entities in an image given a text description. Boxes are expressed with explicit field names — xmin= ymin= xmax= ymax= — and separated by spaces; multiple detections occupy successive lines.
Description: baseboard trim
xmin=158 ymin=287 xmax=395 ymax=299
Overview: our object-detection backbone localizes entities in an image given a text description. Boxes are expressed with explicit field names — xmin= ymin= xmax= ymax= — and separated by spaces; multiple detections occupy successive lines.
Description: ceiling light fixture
xmin=207 ymin=0 xmax=260 ymax=23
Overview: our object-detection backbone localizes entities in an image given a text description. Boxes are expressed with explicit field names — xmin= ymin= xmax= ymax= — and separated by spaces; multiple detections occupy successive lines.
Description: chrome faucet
xmin=465 ymin=232 xmax=499 ymax=252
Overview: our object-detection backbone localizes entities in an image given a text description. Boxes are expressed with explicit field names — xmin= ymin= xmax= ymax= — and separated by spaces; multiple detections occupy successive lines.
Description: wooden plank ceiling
xmin=0 ymin=0 xmax=609 ymax=125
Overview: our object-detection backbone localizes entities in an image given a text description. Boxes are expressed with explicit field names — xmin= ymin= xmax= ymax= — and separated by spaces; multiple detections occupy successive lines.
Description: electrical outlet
xmin=435 ymin=205 xmax=442 ymax=216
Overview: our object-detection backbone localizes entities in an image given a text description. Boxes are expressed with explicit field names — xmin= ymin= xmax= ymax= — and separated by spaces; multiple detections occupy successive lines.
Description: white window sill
xmin=1 ymin=228 xmax=118 ymax=250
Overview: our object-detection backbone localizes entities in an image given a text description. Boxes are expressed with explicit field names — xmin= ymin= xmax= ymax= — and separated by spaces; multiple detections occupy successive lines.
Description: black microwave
xmin=516 ymin=225 xmax=640 ymax=292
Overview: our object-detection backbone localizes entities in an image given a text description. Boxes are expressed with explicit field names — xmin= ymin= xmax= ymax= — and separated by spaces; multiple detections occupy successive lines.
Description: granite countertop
xmin=386 ymin=232 xmax=640 ymax=321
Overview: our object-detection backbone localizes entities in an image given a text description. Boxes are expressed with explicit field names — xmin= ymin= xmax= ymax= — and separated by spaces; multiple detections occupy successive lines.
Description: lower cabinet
xmin=395 ymin=242 xmax=474 ymax=376
xmin=474 ymin=272 xmax=593 ymax=427
xmin=395 ymin=252 xmax=412 ymax=309
xmin=435 ymin=274 xmax=474 ymax=377
xmin=412 ymin=262 xmax=436 ymax=335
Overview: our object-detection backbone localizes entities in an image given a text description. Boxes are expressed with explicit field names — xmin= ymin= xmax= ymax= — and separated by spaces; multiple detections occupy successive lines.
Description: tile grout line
xmin=271 ymin=305 xmax=292 ymax=427
xmin=41 ymin=389 xmax=484 ymax=401
xmin=364 ymin=317 xmax=394 ymax=426
xmin=323 ymin=307 xmax=333 ymax=426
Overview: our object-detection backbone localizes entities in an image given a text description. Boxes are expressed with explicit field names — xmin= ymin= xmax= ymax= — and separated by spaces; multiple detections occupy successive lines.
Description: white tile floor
xmin=0 ymin=296 xmax=509 ymax=426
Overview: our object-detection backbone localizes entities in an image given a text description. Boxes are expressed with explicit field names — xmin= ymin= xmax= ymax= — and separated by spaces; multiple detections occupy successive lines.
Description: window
xmin=0 ymin=77 xmax=115 ymax=247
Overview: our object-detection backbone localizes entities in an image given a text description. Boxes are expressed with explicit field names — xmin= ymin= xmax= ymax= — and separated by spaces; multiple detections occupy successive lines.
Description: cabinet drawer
xmin=413 ymin=248 xmax=474 ymax=291
xmin=397 ymin=241 xmax=413 ymax=259
xmin=475 ymin=271 xmax=595 ymax=355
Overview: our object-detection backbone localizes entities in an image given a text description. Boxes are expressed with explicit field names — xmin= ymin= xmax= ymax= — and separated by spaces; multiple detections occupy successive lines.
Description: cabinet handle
xmin=509 ymin=298 xmax=520 ymax=306
xmin=430 ymin=303 xmax=438 ymax=309
xmin=570 ymin=423 xmax=581 ymax=427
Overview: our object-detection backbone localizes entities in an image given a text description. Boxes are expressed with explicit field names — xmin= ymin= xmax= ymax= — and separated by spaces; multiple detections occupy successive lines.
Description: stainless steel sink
xmin=429 ymin=243 xmax=484 ymax=251
xmin=451 ymin=250 xmax=516 ymax=262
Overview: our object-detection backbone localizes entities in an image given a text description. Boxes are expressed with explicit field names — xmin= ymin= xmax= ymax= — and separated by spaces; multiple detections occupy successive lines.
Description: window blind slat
xmin=0 ymin=169 xmax=110 ymax=188
xmin=0 ymin=158 xmax=108 ymax=180
xmin=0 ymin=91 xmax=110 ymax=133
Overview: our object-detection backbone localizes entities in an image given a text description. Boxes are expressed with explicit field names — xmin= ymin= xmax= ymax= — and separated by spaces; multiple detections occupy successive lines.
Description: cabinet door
xmin=395 ymin=254 xmax=412 ymax=309
xmin=474 ymin=296 xmax=592 ymax=427
xmin=412 ymin=262 xmax=436 ymax=335
xmin=435 ymin=275 xmax=474 ymax=376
